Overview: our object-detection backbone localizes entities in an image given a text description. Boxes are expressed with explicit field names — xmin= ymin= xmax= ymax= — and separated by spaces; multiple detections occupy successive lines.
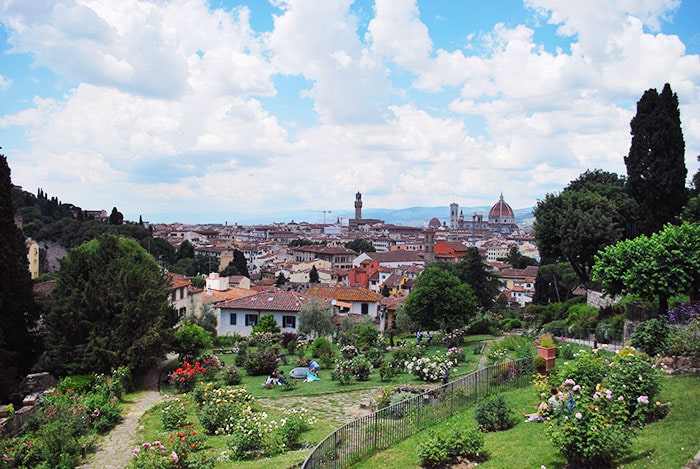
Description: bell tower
xmin=354 ymin=191 xmax=363 ymax=219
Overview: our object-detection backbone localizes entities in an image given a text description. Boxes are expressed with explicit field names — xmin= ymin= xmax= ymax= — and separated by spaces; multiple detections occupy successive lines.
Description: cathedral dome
xmin=488 ymin=194 xmax=515 ymax=223
xmin=428 ymin=217 xmax=441 ymax=229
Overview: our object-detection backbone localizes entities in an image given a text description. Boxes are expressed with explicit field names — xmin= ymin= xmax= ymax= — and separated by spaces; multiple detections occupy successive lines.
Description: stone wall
xmin=655 ymin=356 xmax=700 ymax=375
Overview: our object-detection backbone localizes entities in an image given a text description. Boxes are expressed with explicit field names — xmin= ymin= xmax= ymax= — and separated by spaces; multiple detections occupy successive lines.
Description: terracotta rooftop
xmin=307 ymin=285 xmax=382 ymax=302
xmin=168 ymin=273 xmax=192 ymax=289
xmin=217 ymin=291 xmax=308 ymax=312
xmin=202 ymin=287 xmax=256 ymax=305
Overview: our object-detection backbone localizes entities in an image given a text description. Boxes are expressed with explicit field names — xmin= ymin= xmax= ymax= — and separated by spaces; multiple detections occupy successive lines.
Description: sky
xmin=1 ymin=0 xmax=699 ymax=225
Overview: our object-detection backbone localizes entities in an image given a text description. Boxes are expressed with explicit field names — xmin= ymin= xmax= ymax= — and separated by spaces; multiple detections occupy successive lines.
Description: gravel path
xmin=78 ymin=357 xmax=173 ymax=469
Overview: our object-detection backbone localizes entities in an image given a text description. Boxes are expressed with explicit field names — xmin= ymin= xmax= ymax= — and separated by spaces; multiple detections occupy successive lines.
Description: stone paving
xmin=78 ymin=359 xmax=172 ymax=469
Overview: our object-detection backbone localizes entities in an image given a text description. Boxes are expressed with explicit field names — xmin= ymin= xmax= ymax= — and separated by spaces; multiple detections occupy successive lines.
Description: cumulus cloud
xmin=0 ymin=0 xmax=698 ymax=221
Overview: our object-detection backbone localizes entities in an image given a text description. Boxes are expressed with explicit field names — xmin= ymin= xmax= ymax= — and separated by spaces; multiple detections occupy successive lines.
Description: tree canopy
xmin=39 ymin=234 xmax=178 ymax=376
xmin=532 ymin=262 xmax=578 ymax=305
xmin=450 ymin=247 xmax=503 ymax=308
xmin=402 ymin=264 xmax=479 ymax=332
xmin=0 ymin=154 xmax=42 ymax=402
xmin=533 ymin=170 xmax=638 ymax=284
xmin=592 ymin=222 xmax=700 ymax=314
xmin=345 ymin=238 xmax=376 ymax=253
xmin=108 ymin=206 xmax=124 ymax=225
xmin=298 ymin=296 xmax=334 ymax=339
xmin=625 ymin=83 xmax=687 ymax=236
xmin=309 ymin=265 xmax=320 ymax=283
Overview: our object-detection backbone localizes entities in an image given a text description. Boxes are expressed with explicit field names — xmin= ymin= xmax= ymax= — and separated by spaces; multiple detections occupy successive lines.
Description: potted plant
xmin=536 ymin=334 xmax=557 ymax=371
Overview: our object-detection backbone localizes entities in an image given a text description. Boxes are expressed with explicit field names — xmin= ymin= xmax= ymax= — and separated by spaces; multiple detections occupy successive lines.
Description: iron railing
xmin=302 ymin=356 xmax=535 ymax=469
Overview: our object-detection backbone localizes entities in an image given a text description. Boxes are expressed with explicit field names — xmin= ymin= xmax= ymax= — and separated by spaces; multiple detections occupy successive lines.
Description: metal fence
xmin=302 ymin=356 xmax=535 ymax=469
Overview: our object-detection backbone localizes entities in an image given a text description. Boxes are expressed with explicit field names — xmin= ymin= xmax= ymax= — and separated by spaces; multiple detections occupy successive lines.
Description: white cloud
xmin=0 ymin=0 xmax=698 ymax=221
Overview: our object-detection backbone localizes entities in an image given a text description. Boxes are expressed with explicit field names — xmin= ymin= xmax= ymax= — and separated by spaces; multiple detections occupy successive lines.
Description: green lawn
xmin=137 ymin=335 xmax=496 ymax=468
xmin=354 ymin=373 xmax=700 ymax=469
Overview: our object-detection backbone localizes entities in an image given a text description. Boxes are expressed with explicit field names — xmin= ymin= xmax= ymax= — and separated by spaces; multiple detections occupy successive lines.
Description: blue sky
xmin=1 ymin=0 xmax=699 ymax=224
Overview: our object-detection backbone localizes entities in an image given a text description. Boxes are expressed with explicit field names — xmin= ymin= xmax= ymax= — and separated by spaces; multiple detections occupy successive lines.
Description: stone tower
xmin=354 ymin=191 xmax=363 ymax=219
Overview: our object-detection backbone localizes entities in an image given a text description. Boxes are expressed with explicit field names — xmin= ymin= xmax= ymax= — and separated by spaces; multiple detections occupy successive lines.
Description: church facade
xmin=449 ymin=194 xmax=519 ymax=234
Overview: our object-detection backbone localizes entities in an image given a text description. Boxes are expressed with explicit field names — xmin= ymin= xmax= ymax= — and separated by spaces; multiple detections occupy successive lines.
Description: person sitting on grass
xmin=263 ymin=370 xmax=279 ymax=388
xmin=308 ymin=359 xmax=320 ymax=377
xmin=278 ymin=370 xmax=287 ymax=385
xmin=525 ymin=386 xmax=562 ymax=422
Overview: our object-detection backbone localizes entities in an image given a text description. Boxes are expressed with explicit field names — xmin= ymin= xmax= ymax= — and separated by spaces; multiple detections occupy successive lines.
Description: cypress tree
xmin=0 ymin=152 xmax=41 ymax=402
xmin=624 ymin=83 xmax=687 ymax=235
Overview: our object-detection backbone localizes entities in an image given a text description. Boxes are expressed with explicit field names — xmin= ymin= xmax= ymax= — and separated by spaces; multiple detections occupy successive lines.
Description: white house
xmin=216 ymin=290 xmax=308 ymax=337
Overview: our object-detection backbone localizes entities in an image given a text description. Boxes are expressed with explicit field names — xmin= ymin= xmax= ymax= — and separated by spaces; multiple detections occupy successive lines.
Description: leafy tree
xmin=252 ymin=314 xmax=281 ymax=334
xmin=592 ymin=222 xmax=700 ymax=314
xmin=219 ymin=262 xmax=240 ymax=277
xmin=533 ymin=262 xmax=578 ymax=305
xmin=403 ymin=264 xmax=479 ymax=332
xmin=150 ymin=237 xmax=175 ymax=265
xmin=394 ymin=305 xmax=419 ymax=333
xmin=275 ymin=272 xmax=287 ymax=286
xmin=177 ymin=240 xmax=194 ymax=260
xmin=625 ymin=83 xmax=687 ymax=235
xmin=108 ymin=206 xmax=124 ymax=225
xmin=190 ymin=276 xmax=206 ymax=289
xmin=309 ymin=265 xmax=320 ymax=283
xmin=452 ymin=247 xmax=503 ymax=308
xmin=534 ymin=170 xmax=638 ymax=284
xmin=345 ymin=238 xmax=376 ymax=253
xmin=189 ymin=254 xmax=219 ymax=276
xmin=0 ymin=153 xmax=42 ymax=402
xmin=231 ymin=249 xmax=249 ymax=278
xmin=38 ymin=234 xmax=177 ymax=376
xmin=298 ymin=296 xmax=334 ymax=339
xmin=172 ymin=322 xmax=213 ymax=361
xmin=501 ymin=246 xmax=539 ymax=269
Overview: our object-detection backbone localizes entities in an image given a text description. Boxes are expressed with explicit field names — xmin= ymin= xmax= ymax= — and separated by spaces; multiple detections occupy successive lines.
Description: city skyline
xmin=1 ymin=0 xmax=699 ymax=224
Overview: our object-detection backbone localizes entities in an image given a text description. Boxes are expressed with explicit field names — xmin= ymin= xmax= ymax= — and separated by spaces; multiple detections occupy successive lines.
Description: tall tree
xmin=298 ymin=296 xmax=334 ymax=339
xmin=592 ymin=222 xmax=700 ymax=314
xmin=309 ymin=265 xmax=320 ymax=283
xmin=0 ymin=153 xmax=41 ymax=402
xmin=108 ymin=206 xmax=124 ymax=225
xmin=452 ymin=247 xmax=503 ymax=308
xmin=231 ymin=249 xmax=250 ymax=278
xmin=534 ymin=170 xmax=638 ymax=284
xmin=625 ymin=83 xmax=687 ymax=235
xmin=403 ymin=264 xmax=479 ymax=332
xmin=38 ymin=234 xmax=177 ymax=376
xmin=176 ymin=239 xmax=194 ymax=260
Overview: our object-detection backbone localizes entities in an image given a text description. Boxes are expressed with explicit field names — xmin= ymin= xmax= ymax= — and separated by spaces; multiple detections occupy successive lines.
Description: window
xmin=178 ymin=307 xmax=187 ymax=317
xmin=229 ymin=313 xmax=237 ymax=325
xmin=282 ymin=315 xmax=296 ymax=329
xmin=245 ymin=314 xmax=258 ymax=327
xmin=361 ymin=303 xmax=369 ymax=315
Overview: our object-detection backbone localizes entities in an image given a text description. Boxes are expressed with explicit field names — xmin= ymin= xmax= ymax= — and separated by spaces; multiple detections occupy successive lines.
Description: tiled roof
xmin=217 ymin=291 xmax=308 ymax=312
xmin=307 ymin=285 xmax=382 ymax=302
xmin=202 ymin=287 xmax=256 ymax=305
xmin=168 ymin=273 xmax=192 ymax=289
xmin=365 ymin=251 xmax=424 ymax=263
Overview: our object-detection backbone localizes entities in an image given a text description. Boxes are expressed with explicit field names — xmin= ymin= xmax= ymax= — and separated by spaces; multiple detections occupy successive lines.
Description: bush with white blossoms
xmin=196 ymin=385 xmax=254 ymax=435
xmin=340 ymin=344 xmax=360 ymax=359
xmin=446 ymin=347 xmax=465 ymax=363
xmin=406 ymin=353 xmax=455 ymax=382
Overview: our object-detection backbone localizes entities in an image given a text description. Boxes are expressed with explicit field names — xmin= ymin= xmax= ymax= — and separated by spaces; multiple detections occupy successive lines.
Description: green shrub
xmin=252 ymin=313 xmax=281 ymax=334
xmin=541 ymin=320 xmax=567 ymax=337
xmin=595 ymin=314 xmax=625 ymax=343
xmin=309 ymin=337 xmax=332 ymax=358
xmin=243 ymin=349 xmax=278 ymax=376
xmin=364 ymin=346 xmax=386 ymax=368
xmin=352 ymin=356 xmax=373 ymax=381
xmin=55 ymin=374 xmax=95 ymax=394
xmin=332 ymin=359 xmax=354 ymax=385
xmin=546 ymin=378 xmax=637 ymax=468
xmin=533 ymin=355 xmax=546 ymax=372
xmin=474 ymin=394 xmax=516 ymax=432
xmin=605 ymin=349 xmax=661 ymax=425
xmin=558 ymin=342 xmax=577 ymax=359
xmin=553 ymin=348 xmax=607 ymax=390
xmin=664 ymin=320 xmax=700 ymax=357
xmin=222 ymin=364 xmax=242 ymax=385
xmin=417 ymin=425 xmax=484 ymax=467
xmin=630 ymin=317 xmax=669 ymax=356
xmin=379 ymin=364 xmax=396 ymax=382
xmin=110 ymin=366 xmax=133 ymax=399
xmin=565 ymin=303 xmax=599 ymax=336
xmin=159 ymin=399 xmax=189 ymax=430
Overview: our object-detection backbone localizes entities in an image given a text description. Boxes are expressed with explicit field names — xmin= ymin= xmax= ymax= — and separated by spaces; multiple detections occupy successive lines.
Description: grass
xmin=354 ymin=373 xmax=700 ymax=469
xmin=135 ymin=335 xmax=497 ymax=468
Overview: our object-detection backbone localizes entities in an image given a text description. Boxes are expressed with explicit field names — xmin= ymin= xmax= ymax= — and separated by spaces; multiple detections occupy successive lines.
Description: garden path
xmin=77 ymin=356 xmax=174 ymax=469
